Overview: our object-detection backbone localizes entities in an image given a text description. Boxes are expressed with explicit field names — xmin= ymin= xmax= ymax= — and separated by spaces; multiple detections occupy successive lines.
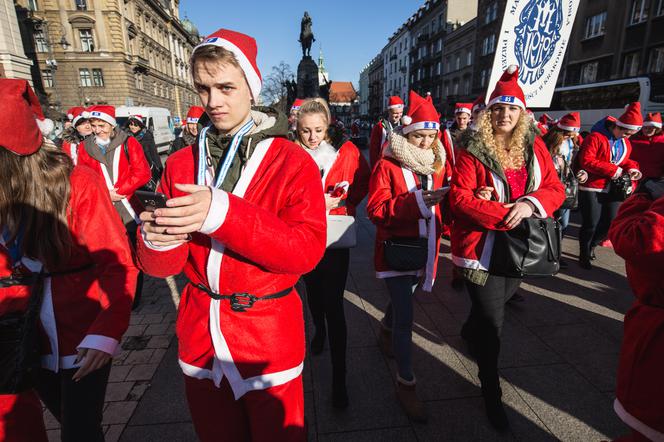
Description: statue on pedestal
xmin=299 ymin=12 xmax=315 ymax=58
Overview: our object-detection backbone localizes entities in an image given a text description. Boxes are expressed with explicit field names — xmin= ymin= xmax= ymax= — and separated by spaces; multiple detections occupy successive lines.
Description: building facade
xmin=329 ymin=81 xmax=357 ymax=127
xmin=15 ymin=0 xmax=200 ymax=121
xmin=561 ymin=0 xmax=664 ymax=87
xmin=440 ymin=18 xmax=476 ymax=117
xmin=1 ymin=0 xmax=32 ymax=81
xmin=367 ymin=54 xmax=384 ymax=118
xmin=358 ymin=62 xmax=370 ymax=117
xmin=382 ymin=24 xmax=411 ymax=111
xmin=472 ymin=0 xmax=505 ymax=96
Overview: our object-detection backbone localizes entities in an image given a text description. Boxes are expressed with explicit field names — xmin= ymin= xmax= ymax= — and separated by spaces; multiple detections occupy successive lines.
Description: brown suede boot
xmin=378 ymin=326 xmax=394 ymax=358
xmin=396 ymin=375 xmax=427 ymax=422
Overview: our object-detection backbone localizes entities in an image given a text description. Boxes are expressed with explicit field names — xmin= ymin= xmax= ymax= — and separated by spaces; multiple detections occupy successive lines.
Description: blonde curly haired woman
xmin=449 ymin=67 xmax=564 ymax=431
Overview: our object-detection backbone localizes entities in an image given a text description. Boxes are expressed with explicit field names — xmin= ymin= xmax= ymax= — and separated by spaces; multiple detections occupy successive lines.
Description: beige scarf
xmin=386 ymin=131 xmax=444 ymax=175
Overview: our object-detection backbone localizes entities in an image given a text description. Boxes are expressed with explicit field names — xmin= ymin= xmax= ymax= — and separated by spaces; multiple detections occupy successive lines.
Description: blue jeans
xmin=382 ymin=275 xmax=419 ymax=382
xmin=558 ymin=208 xmax=570 ymax=231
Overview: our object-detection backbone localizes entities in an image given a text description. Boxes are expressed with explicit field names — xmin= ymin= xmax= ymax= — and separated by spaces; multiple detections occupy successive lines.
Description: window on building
xmin=79 ymin=29 xmax=94 ymax=52
xmin=79 ymin=68 xmax=92 ymax=87
xmin=42 ymin=70 xmax=53 ymax=87
xmin=92 ymin=68 xmax=104 ymax=87
xmin=34 ymin=30 xmax=48 ymax=52
xmin=623 ymin=52 xmax=640 ymax=77
xmin=436 ymin=38 xmax=442 ymax=53
xmin=464 ymin=77 xmax=471 ymax=95
xmin=153 ymin=82 xmax=157 ymax=96
xmin=75 ymin=0 xmax=87 ymax=11
xmin=657 ymin=0 xmax=664 ymax=16
xmin=485 ymin=2 xmax=498 ymax=24
xmin=27 ymin=0 xmax=38 ymax=11
xmin=584 ymin=12 xmax=607 ymax=39
xmin=629 ymin=0 xmax=649 ymax=25
xmin=467 ymin=50 xmax=473 ymax=66
xmin=455 ymin=55 xmax=461 ymax=70
xmin=648 ymin=46 xmax=664 ymax=72
xmin=134 ymin=73 xmax=143 ymax=90
xmin=580 ymin=61 xmax=598 ymax=83
xmin=453 ymin=80 xmax=459 ymax=95
xmin=436 ymin=61 xmax=441 ymax=75
xmin=480 ymin=69 xmax=489 ymax=87
xmin=482 ymin=34 xmax=496 ymax=55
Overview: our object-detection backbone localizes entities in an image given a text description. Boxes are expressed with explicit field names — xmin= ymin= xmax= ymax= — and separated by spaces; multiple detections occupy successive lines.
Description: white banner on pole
xmin=487 ymin=0 xmax=580 ymax=108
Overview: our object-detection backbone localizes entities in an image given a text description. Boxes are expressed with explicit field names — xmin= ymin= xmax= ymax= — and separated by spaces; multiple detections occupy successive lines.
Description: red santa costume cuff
xmin=516 ymin=196 xmax=547 ymax=218
xmin=414 ymin=189 xmax=434 ymax=219
xmin=628 ymin=169 xmax=642 ymax=180
xmin=199 ymin=187 xmax=229 ymax=234
xmin=77 ymin=334 xmax=120 ymax=357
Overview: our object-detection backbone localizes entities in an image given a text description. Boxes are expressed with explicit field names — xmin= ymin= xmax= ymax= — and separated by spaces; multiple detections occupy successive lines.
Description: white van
xmin=116 ymin=106 xmax=175 ymax=153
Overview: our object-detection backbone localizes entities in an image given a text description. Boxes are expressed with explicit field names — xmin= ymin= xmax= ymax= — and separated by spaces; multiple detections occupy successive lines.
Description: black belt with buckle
xmin=193 ymin=282 xmax=293 ymax=312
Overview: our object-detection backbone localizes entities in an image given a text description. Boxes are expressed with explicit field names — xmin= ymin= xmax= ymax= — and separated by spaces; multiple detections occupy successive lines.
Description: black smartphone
xmin=135 ymin=190 xmax=168 ymax=212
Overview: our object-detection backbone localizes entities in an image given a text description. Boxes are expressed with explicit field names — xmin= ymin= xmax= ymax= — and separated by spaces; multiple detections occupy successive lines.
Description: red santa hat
xmin=67 ymin=106 xmax=89 ymax=127
xmin=128 ymin=114 xmax=146 ymax=127
xmin=454 ymin=103 xmax=472 ymax=115
xmin=643 ymin=112 xmax=662 ymax=129
xmin=194 ymin=28 xmax=262 ymax=100
xmin=87 ymin=105 xmax=117 ymax=127
xmin=556 ymin=112 xmax=581 ymax=133
xmin=401 ymin=90 xmax=439 ymax=134
xmin=0 ymin=79 xmax=54 ymax=156
xmin=388 ymin=96 xmax=405 ymax=110
xmin=471 ymin=95 xmax=486 ymax=113
xmin=186 ymin=106 xmax=205 ymax=124
xmin=290 ymin=98 xmax=304 ymax=113
xmin=488 ymin=65 xmax=526 ymax=110
xmin=616 ymin=102 xmax=643 ymax=131
xmin=539 ymin=113 xmax=553 ymax=126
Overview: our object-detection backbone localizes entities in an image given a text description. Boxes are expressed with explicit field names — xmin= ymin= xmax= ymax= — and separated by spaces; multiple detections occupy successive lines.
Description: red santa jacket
xmin=629 ymin=133 xmax=664 ymax=180
xmin=323 ymin=140 xmax=370 ymax=216
xmin=367 ymin=147 xmax=448 ymax=292
xmin=136 ymin=136 xmax=326 ymax=399
xmin=1 ymin=166 xmax=136 ymax=372
xmin=449 ymin=134 xmax=565 ymax=272
xmin=577 ymin=130 xmax=640 ymax=192
xmin=61 ymin=141 xmax=80 ymax=166
xmin=609 ymin=194 xmax=664 ymax=440
xmin=438 ymin=128 xmax=457 ymax=168
xmin=369 ymin=120 xmax=392 ymax=167
xmin=77 ymin=135 xmax=151 ymax=222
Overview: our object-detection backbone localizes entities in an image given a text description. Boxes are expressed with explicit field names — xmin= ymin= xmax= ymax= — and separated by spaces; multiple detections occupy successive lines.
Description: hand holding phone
xmin=135 ymin=190 xmax=168 ymax=212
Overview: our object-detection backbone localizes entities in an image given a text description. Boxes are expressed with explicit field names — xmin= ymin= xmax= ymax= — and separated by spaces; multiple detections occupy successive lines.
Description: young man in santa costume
xmin=170 ymin=105 xmax=206 ymax=155
xmin=577 ymin=102 xmax=642 ymax=269
xmin=370 ymin=95 xmax=405 ymax=167
xmin=449 ymin=103 xmax=472 ymax=142
xmin=61 ymin=106 xmax=92 ymax=165
xmin=136 ymin=28 xmax=326 ymax=442
xmin=629 ymin=112 xmax=664 ymax=180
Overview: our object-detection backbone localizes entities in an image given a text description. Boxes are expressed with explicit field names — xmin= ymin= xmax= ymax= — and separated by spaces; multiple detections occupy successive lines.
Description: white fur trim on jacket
xmin=199 ymin=188 xmax=230 ymax=234
xmin=78 ymin=334 xmax=120 ymax=356
xmin=614 ymin=399 xmax=664 ymax=442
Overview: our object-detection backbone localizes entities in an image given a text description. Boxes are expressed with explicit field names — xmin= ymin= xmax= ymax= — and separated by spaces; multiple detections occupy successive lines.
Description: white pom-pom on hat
xmin=401 ymin=115 xmax=413 ymax=126
xmin=67 ymin=113 xmax=74 ymax=120
xmin=507 ymin=65 xmax=518 ymax=74
xmin=36 ymin=118 xmax=54 ymax=137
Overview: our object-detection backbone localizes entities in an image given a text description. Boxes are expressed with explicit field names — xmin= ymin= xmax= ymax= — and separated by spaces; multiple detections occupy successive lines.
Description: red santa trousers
xmin=0 ymin=391 xmax=47 ymax=442
xmin=184 ymin=374 xmax=305 ymax=442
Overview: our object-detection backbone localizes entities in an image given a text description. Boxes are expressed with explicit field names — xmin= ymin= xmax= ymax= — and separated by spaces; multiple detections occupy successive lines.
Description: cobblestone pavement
xmin=44 ymin=206 xmax=633 ymax=442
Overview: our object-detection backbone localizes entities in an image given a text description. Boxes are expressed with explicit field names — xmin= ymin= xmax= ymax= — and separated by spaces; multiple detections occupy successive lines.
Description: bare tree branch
xmin=261 ymin=61 xmax=294 ymax=113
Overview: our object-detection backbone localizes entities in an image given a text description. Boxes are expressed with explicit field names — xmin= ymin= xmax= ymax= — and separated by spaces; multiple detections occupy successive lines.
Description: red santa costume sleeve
xmin=367 ymin=159 xmax=432 ymax=228
xmin=115 ymin=136 xmax=151 ymax=196
xmin=448 ymin=150 xmax=511 ymax=230
xmin=515 ymin=140 xmax=566 ymax=218
xmin=578 ymin=133 xmax=621 ymax=178
xmin=345 ymin=149 xmax=370 ymax=212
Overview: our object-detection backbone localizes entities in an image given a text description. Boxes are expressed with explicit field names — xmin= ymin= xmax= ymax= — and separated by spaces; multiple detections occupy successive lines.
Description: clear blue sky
xmin=179 ymin=0 xmax=422 ymax=87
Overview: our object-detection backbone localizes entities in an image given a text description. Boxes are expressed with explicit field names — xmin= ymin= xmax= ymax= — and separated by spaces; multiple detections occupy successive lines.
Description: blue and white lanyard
xmin=196 ymin=120 xmax=254 ymax=188
xmin=611 ymin=138 xmax=625 ymax=164
xmin=562 ymin=138 xmax=574 ymax=164
xmin=2 ymin=227 xmax=23 ymax=267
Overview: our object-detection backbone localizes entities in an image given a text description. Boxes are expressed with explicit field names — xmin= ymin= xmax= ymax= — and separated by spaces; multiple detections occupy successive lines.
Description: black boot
xmin=476 ymin=325 xmax=509 ymax=431
xmin=310 ymin=325 xmax=326 ymax=355
xmin=482 ymin=384 xmax=509 ymax=431
xmin=590 ymin=247 xmax=597 ymax=260
xmin=579 ymin=255 xmax=592 ymax=270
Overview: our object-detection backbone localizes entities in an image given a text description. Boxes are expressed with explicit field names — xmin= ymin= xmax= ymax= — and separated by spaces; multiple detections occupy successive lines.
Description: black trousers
xmin=303 ymin=248 xmax=350 ymax=376
xmin=35 ymin=363 xmax=111 ymax=442
xmin=578 ymin=190 xmax=621 ymax=259
xmin=462 ymin=275 xmax=521 ymax=392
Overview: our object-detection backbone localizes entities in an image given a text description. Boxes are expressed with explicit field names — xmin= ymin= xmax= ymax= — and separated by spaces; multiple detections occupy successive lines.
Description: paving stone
xmin=501 ymin=364 xmax=626 ymax=441
xmin=124 ymin=349 xmax=155 ymax=365
xmin=144 ymin=323 xmax=169 ymax=335
xmin=46 ymin=429 xmax=60 ymax=442
xmin=148 ymin=348 xmax=167 ymax=364
xmin=147 ymin=335 xmax=172 ymax=348
xmin=123 ymin=324 xmax=148 ymax=337
xmin=318 ymin=427 xmax=417 ymax=442
xmin=125 ymin=364 xmax=159 ymax=381
xmin=128 ymin=381 xmax=151 ymax=401
xmin=102 ymin=401 xmax=137 ymax=425
xmin=105 ymin=424 xmax=125 ymax=442
xmin=105 ymin=381 xmax=135 ymax=402
xmin=109 ymin=365 xmax=132 ymax=382
xmin=120 ymin=422 xmax=197 ymax=442
xmin=43 ymin=408 xmax=60 ymax=429
xmin=129 ymin=314 xmax=144 ymax=325
xmin=141 ymin=313 xmax=164 ymax=324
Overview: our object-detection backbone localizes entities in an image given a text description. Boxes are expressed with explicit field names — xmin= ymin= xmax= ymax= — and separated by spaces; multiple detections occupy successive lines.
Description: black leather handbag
xmin=607 ymin=174 xmax=634 ymax=202
xmin=490 ymin=218 xmax=561 ymax=278
xmin=560 ymin=172 xmax=579 ymax=210
xmin=0 ymin=272 xmax=44 ymax=394
xmin=384 ymin=237 xmax=428 ymax=271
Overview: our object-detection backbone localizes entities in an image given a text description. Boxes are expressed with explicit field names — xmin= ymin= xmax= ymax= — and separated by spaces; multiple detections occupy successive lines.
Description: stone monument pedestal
xmin=297 ymin=56 xmax=319 ymax=98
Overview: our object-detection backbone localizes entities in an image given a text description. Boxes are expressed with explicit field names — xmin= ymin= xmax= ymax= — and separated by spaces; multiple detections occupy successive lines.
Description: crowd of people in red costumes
xmin=1 ymin=26 xmax=663 ymax=442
